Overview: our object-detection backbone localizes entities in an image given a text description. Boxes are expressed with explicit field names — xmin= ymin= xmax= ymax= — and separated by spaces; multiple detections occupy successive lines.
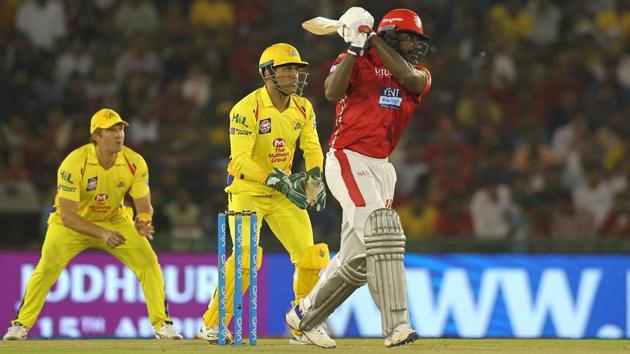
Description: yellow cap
xmin=90 ymin=108 xmax=129 ymax=134
xmin=259 ymin=43 xmax=308 ymax=73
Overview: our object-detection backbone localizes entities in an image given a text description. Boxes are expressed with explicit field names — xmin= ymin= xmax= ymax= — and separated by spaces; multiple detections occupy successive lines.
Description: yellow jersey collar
xmin=260 ymin=86 xmax=275 ymax=108
xmin=260 ymin=86 xmax=300 ymax=110
xmin=86 ymin=143 xmax=126 ymax=166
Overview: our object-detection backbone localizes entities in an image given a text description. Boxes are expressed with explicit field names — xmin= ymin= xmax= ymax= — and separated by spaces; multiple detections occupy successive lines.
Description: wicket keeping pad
xmin=295 ymin=243 xmax=330 ymax=303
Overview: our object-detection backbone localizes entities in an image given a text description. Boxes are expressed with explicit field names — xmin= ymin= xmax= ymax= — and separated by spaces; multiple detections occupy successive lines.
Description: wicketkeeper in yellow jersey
xmin=2 ymin=109 xmax=182 ymax=341
xmin=197 ymin=43 xmax=330 ymax=345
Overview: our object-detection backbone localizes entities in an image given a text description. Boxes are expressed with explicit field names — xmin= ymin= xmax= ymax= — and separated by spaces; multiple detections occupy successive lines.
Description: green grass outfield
xmin=1 ymin=338 xmax=630 ymax=354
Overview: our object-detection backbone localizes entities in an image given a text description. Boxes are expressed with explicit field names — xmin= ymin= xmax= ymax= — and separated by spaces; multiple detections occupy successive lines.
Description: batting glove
xmin=337 ymin=7 xmax=374 ymax=56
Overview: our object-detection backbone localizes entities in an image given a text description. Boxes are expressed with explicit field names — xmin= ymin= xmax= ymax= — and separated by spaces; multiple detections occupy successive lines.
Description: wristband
xmin=348 ymin=46 xmax=364 ymax=56
xmin=136 ymin=212 xmax=152 ymax=222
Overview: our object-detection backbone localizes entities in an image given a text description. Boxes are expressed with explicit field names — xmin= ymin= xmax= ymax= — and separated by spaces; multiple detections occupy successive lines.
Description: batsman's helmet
xmin=377 ymin=9 xmax=430 ymax=61
xmin=377 ymin=8 xmax=430 ymax=40
xmin=259 ymin=43 xmax=309 ymax=96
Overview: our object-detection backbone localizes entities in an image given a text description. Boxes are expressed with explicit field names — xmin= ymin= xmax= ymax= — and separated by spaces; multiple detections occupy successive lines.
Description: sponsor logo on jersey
xmin=230 ymin=127 xmax=252 ymax=136
xmin=60 ymin=170 xmax=74 ymax=183
xmin=379 ymin=87 xmax=402 ymax=109
xmin=87 ymin=177 xmax=98 ymax=191
xmin=95 ymin=193 xmax=108 ymax=202
xmin=374 ymin=68 xmax=391 ymax=78
xmin=294 ymin=122 xmax=302 ymax=130
xmin=273 ymin=138 xmax=285 ymax=148
xmin=116 ymin=180 xmax=125 ymax=188
xmin=259 ymin=118 xmax=271 ymax=134
xmin=231 ymin=113 xmax=247 ymax=125
xmin=58 ymin=184 xmax=76 ymax=192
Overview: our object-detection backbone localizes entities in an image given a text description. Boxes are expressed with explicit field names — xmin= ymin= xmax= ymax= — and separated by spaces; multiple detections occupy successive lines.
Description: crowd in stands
xmin=0 ymin=0 xmax=629 ymax=251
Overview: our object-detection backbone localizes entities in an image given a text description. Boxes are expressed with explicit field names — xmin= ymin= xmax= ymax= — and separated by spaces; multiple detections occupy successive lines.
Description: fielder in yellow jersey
xmin=2 ymin=109 xmax=183 ymax=341
xmin=198 ymin=43 xmax=330 ymax=345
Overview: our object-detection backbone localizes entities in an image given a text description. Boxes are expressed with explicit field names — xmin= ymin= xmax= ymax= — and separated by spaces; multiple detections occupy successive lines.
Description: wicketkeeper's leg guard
xmin=294 ymin=243 xmax=330 ymax=305
xmin=298 ymin=256 xmax=367 ymax=330
xmin=364 ymin=208 xmax=411 ymax=337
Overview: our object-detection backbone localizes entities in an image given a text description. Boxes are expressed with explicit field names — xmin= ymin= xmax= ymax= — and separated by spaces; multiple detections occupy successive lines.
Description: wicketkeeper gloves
xmin=305 ymin=167 xmax=326 ymax=212
xmin=266 ymin=168 xmax=309 ymax=209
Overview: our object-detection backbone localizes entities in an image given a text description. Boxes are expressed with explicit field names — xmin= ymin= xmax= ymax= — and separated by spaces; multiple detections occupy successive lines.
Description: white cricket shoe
xmin=196 ymin=323 xmax=233 ymax=344
xmin=3 ymin=323 xmax=28 ymax=340
xmin=285 ymin=306 xmax=336 ymax=349
xmin=155 ymin=322 xmax=183 ymax=339
xmin=384 ymin=324 xmax=419 ymax=347
xmin=289 ymin=331 xmax=311 ymax=345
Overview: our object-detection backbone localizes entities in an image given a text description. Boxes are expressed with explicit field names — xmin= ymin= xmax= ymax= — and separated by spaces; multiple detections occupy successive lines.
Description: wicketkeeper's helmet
xmin=258 ymin=43 xmax=309 ymax=96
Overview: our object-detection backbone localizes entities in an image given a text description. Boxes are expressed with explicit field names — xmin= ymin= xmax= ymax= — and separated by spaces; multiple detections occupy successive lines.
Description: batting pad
xmin=364 ymin=208 xmax=410 ymax=337
xmin=299 ymin=257 xmax=367 ymax=330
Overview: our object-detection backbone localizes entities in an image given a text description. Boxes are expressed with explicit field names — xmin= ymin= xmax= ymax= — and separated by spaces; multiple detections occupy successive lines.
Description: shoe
xmin=196 ymin=323 xmax=233 ymax=344
xmin=285 ymin=306 xmax=336 ymax=349
xmin=155 ymin=322 xmax=183 ymax=339
xmin=3 ymin=323 xmax=28 ymax=340
xmin=288 ymin=331 xmax=311 ymax=345
xmin=384 ymin=324 xmax=419 ymax=347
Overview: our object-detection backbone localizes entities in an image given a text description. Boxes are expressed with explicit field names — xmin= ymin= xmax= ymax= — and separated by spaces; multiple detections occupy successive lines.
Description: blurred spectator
xmin=526 ymin=0 xmax=562 ymax=46
xmin=15 ymin=0 xmax=66 ymax=51
xmin=181 ymin=63 xmax=212 ymax=110
xmin=163 ymin=190 xmax=204 ymax=251
xmin=1 ymin=115 xmax=30 ymax=150
xmin=550 ymin=191 xmax=597 ymax=239
xmin=600 ymin=190 xmax=630 ymax=238
xmin=435 ymin=193 xmax=474 ymax=238
xmin=114 ymin=34 xmax=162 ymax=82
xmin=572 ymin=162 xmax=616 ymax=229
xmin=86 ymin=62 xmax=119 ymax=109
xmin=551 ymin=113 xmax=588 ymax=163
xmin=396 ymin=186 xmax=438 ymax=240
xmin=113 ymin=0 xmax=159 ymax=37
xmin=470 ymin=173 xmax=524 ymax=240
xmin=189 ymin=0 xmax=235 ymax=31
xmin=55 ymin=35 xmax=93 ymax=86
xmin=127 ymin=102 xmax=160 ymax=146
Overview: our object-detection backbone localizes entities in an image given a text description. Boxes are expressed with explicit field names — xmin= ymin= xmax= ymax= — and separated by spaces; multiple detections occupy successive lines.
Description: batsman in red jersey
xmin=286 ymin=7 xmax=432 ymax=348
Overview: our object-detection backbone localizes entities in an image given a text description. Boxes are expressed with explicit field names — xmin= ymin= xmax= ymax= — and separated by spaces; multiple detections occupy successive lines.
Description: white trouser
xmin=304 ymin=148 xmax=396 ymax=307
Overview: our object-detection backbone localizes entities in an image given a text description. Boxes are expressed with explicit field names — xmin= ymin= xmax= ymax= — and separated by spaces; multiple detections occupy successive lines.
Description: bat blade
xmin=302 ymin=17 xmax=343 ymax=35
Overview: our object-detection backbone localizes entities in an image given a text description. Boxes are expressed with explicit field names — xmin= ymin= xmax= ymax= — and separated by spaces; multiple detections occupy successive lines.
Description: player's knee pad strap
xmin=299 ymin=257 xmax=367 ymax=330
xmin=364 ymin=208 xmax=410 ymax=336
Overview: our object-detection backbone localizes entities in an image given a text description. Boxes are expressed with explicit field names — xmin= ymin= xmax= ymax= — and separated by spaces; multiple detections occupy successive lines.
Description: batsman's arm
xmin=324 ymin=53 xmax=356 ymax=103
xmin=299 ymin=102 xmax=324 ymax=172
xmin=367 ymin=35 xmax=426 ymax=94
xmin=58 ymin=198 xmax=126 ymax=247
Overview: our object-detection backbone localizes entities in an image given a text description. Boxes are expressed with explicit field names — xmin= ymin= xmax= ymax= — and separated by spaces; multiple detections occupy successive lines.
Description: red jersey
xmin=328 ymin=49 xmax=431 ymax=158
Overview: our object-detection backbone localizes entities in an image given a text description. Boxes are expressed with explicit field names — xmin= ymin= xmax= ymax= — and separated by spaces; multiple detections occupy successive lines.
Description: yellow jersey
xmin=49 ymin=143 xmax=150 ymax=225
xmin=226 ymin=87 xmax=323 ymax=195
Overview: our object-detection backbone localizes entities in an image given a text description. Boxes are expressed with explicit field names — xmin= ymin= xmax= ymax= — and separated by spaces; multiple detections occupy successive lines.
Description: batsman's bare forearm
xmin=58 ymin=197 xmax=111 ymax=239
xmin=367 ymin=35 xmax=426 ymax=94
xmin=324 ymin=54 xmax=356 ymax=103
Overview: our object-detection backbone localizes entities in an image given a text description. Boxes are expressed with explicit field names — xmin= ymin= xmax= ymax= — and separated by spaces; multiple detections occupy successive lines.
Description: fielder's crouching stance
xmin=287 ymin=6 xmax=432 ymax=348
xmin=3 ymin=109 xmax=182 ymax=340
